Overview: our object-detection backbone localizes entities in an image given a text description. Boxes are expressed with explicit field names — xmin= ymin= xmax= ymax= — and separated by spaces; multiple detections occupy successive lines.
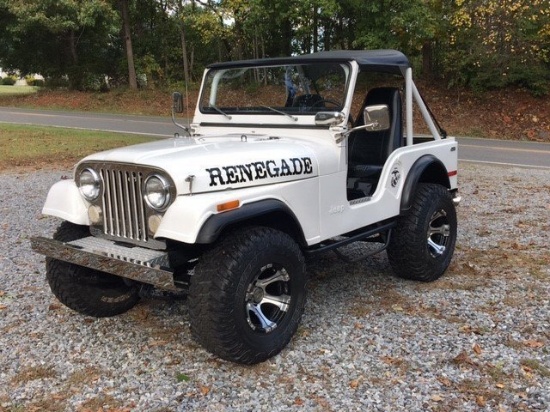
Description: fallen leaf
xmin=380 ymin=356 xmax=402 ymax=365
xmin=349 ymin=379 xmax=359 ymax=389
xmin=473 ymin=343 xmax=482 ymax=355
xmin=431 ymin=394 xmax=443 ymax=402
xmin=48 ymin=303 xmax=62 ymax=311
xmin=438 ymin=376 xmax=452 ymax=387
xmin=148 ymin=339 xmax=168 ymax=347
xmin=459 ymin=324 xmax=472 ymax=333
xmin=0 ymin=304 xmax=7 ymax=310
xmin=523 ymin=340 xmax=544 ymax=348
xmin=294 ymin=397 xmax=304 ymax=406
xmin=453 ymin=350 xmax=475 ymax=366
xmin=521 ymin=365 xmax=533 ymax=373
xmin=496 ymin=383 xmax=505 ymax=389
xmin=476 ymin=396 xmax=486 ymax=407
xmin=200 ymin=385 xmax=210 ymax=396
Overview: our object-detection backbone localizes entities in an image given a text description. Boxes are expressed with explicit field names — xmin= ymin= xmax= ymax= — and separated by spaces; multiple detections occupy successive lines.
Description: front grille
xmin=100 ymin=167 xmax=149 ymax=243
xmin=78 ymin=162 xmax=175 ymax=249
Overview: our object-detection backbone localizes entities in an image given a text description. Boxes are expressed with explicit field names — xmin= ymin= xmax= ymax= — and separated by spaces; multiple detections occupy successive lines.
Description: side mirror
xmin=172 ymin=92 xmax=184 ymax=114
xmin=334 ymin=104 xmax=390 ymax=143
xmin=363 ymin=104 xmax=390 ymax=131
xmin=315 ymin=111 xmax=345 ymax=126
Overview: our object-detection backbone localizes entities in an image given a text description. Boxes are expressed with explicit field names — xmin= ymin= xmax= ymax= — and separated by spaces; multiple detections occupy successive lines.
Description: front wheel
xmin=188 ymin=227 xmax=307 ymax=364
xmin=45 ymin=221 xmax=140 ymax=317
xmin=387 ymin=183 xmax=457 ymax=281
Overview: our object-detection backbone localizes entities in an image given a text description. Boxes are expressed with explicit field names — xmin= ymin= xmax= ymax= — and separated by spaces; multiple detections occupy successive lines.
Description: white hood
xmin=80 ymin=134 xmax=320 ymax=195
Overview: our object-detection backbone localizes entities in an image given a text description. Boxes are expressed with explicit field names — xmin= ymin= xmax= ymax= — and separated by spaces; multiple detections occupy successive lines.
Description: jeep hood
xmin=79 ymin=135 xmax=319 ymax=195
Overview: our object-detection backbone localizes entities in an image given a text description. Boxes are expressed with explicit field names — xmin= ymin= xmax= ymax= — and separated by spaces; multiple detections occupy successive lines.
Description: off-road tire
xmin=387 ymin=183 xmax=457 ymax=281
xmin=188 ymin=226 xmax=307 ymax=364
xmin=45 ymin=221 xmax=140 ymax=317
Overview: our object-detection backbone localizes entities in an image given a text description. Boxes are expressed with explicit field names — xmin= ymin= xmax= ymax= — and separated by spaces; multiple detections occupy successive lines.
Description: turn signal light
xmin=216 ymin=200 xmax=240 ymax=212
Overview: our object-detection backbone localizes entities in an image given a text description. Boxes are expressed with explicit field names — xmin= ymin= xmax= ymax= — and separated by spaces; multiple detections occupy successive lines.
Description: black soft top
xmin=207 ymin=50 xmax=410 ymax=74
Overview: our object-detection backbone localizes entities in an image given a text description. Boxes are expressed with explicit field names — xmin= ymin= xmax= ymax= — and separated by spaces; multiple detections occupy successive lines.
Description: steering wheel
xmin=311 ymin=98 xmax=341 ymax=109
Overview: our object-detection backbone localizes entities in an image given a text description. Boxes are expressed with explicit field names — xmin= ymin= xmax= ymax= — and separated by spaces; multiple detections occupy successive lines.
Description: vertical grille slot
xmin=100 ymin=168 xmax=148 ymax=242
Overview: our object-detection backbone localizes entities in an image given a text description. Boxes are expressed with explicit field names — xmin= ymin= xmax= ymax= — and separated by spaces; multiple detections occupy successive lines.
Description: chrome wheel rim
xmin=245 ymin=263 xmax=291 ymax=333
xmin=427 ymin=209 xmax=451 ymax=257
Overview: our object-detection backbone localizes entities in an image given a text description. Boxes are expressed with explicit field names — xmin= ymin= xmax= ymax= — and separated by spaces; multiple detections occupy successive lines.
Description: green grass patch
xmin=0 ymin=85 xmax=38 ymax=96
xmin=0 ymin=123 xmax=159 ymax=171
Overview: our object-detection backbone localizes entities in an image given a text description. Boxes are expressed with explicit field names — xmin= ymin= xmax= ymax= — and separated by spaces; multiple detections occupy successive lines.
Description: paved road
xmin=1 ymin=107 xmax=549 ymax=169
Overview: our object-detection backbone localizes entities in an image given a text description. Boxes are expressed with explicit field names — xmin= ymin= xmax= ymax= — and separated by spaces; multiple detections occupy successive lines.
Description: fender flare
xmin=400 ymin=155 xmax=450 ymax=213
xmin=196 ymin=198 xmax=305 ymax=244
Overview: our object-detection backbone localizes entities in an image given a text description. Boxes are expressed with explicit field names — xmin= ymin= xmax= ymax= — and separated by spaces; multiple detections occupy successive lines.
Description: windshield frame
xmin=198 ymin=61 xmax=353 ymax=118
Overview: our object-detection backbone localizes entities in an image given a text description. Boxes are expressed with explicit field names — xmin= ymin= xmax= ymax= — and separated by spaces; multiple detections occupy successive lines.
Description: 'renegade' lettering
xmin=206 ymin=157 xmax=313 ymax=187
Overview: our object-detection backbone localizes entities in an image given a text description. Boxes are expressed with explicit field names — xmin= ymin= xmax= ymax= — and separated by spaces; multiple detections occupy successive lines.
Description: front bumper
xmin=31 ymin=236 xmax=177 ymax=291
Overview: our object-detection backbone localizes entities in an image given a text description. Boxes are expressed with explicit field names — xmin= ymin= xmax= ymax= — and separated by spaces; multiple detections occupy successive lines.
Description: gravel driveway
xmin=1 ymin=163 xmax=548 ymax=411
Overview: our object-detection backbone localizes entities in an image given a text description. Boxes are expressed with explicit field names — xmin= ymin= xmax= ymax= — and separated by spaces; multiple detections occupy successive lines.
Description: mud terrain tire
xmin=189 ymin=226 xmax=307 ymax=364
xmin=45 ymin=221 xmax=140 ymax=317
xmin=387 ymin=183 xmax=457 ymax=281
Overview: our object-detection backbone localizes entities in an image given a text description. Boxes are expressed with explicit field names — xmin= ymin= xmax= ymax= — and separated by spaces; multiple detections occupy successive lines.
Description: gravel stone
xmin=0 ymin=163 xmax=548 ymax=411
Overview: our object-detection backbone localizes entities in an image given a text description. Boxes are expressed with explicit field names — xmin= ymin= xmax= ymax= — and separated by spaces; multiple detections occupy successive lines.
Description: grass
xmin=0 ymin=85 xmax=38 ymax=96
xmin=0 ymin=123 xmax=159 ymax=171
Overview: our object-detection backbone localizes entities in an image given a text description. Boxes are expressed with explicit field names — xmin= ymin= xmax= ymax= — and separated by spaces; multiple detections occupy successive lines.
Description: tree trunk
xmin=120 ymin=0 xmax=137 ymax=89
xmin=67 ymin=29 xmax=83 ymax=90
xmin=180 ymin=23 xmax=190 ymax=85
xmin=422 ymin=41 xmax=433 ymax=79
xmin=313 ymin=4 xmax=318 ymax=53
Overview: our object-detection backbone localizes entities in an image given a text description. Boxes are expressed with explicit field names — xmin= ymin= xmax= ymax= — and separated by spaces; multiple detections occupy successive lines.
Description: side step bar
xmin=305 ymin=221 xmax=396 ymax=256
xmin=31 ymin=236 xmax=178 ymax=291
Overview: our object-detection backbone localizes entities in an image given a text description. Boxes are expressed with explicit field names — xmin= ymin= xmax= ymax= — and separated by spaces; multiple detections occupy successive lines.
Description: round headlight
xmin=144 ymin=175 xmax=171 ymax=210
xmin=78 ymin=168 xmax=101 ymax=201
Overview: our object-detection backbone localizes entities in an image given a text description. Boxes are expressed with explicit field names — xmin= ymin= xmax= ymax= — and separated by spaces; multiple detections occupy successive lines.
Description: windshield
xmin=200 ymin=63 xmax=349 ymax=116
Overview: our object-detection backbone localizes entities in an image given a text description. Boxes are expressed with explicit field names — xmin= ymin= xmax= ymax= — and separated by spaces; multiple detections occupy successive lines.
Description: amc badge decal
xmin=206 ymin=157 xmax=313 ymax=187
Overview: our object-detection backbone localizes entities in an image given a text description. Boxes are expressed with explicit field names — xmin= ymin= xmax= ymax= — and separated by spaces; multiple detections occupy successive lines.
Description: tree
xmin=119 ymin=0 xmax=138 ymax=89
xmin=445 ymin=0 xmax=550 ymax=94
xmin=0 ymin=0 xmax=118 ymax=90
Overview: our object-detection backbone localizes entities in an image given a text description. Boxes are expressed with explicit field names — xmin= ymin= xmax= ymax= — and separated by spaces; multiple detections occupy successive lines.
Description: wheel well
xmin=400 ymin=155 xmax=450 ymax=213
xmin=195 ymin=199 xmax=307 ymax=246
xmin=220 ymin=211 xmax=305 ymax=246
xmin=418 ymin=162 xmax=450 ymax=188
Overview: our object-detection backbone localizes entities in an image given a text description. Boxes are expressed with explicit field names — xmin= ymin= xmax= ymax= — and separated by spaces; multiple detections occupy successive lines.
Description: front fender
xmin=42 ymin=180 xmax=90 ymax=225
xmin=196 ymin=198 xmax=302 ymax=244
xmin=154 ymin=193 xmax=305 ymax=245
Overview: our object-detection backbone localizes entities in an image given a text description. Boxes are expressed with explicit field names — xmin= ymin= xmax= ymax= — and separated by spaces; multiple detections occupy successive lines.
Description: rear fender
xmin=400 ymin=155 xmax=450 ymax=213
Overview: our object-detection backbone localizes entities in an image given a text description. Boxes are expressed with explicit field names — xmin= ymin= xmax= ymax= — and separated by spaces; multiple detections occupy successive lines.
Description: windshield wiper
xmin=210 ymin=105 xmax=232 ymax=120
xmin=261 ymin=105 xmax=298 ymax=121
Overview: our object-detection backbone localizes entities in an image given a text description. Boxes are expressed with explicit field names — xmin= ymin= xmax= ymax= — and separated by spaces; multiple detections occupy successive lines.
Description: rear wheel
xmin=46 ymin=221 xmax=140 ymax=317
xmin=387 ymin=183 xmax=457 ymax=281
xmin=188 ymin=227 xmax=307 ymax=364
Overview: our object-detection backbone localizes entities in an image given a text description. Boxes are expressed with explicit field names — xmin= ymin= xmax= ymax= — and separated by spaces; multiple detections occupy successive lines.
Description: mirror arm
xmin=335 ymin=121 xmax=378 ymax=143
xmin=171 ymin=108 xmax=191 ymax=136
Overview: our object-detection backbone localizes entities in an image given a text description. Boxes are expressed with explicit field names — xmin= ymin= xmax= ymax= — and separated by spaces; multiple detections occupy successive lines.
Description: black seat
xmin=347 ymin=87 xmax=402 ymax=196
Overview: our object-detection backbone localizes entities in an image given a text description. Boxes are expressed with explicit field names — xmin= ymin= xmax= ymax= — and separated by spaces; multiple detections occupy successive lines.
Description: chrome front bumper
xmin=31 ymin=236 xmax=177 ymax=290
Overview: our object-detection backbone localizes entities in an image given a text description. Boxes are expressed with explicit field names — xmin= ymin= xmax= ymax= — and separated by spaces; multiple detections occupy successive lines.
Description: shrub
xmin=26 ymin=77 xmax=45 ymax=87
xmin=44 ymin=77 xmax=70 ymax=89
xmin=1 ymin=76 xmax=16 ymax=86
